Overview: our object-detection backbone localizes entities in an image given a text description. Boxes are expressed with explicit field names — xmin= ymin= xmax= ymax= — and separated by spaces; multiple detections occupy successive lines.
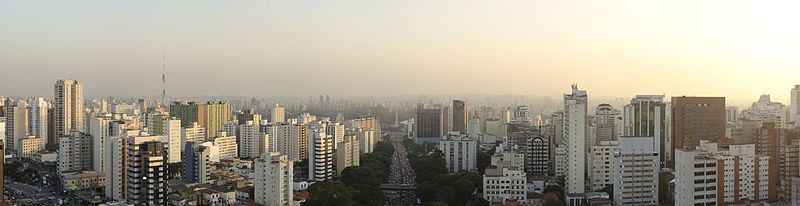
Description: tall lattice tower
xmin=161 ymin=48 xmax=167 ymax=112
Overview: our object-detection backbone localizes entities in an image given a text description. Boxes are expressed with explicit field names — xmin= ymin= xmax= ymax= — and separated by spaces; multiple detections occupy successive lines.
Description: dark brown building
xmin=671 ymin=96 xmax=725 ymax=167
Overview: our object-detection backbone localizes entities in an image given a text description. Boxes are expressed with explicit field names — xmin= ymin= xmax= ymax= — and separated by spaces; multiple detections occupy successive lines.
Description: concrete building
xmin=308 ymin=130 xmax=334 ymax=181
xmin=335 ymin=133 xmax=359 ymax=176
xmin=439 ymin=133 xmax=477 ymax=173
xmin=183 ymin=141 xmax=212 ymax=184
xmin=554 ymin=144 xmax=568 ymax=177
xmin=356 ymin=116 xmax=381 ymax=142
xmin=5 ymin=100 xmax=27 ymax=151
xmin=151 ymin=115 xmax=182 ymax=163
xmin=236 ymin=109 xmax=261 ymax=125
xmin=589 ymin=140 xmax=618 ymax=191
xmin=613 ymin=136 xmax=659 ymax=206
xmin=792 ymin=85 xmax=800 ymax=125
xmin=28 ymin=98 xmax=49 ymax=144
xmin=742 ymin=95 xmax=789 ymax=127
xmin=593 ymin=104 xmax=620 ymax=145
xmin=671 ymin=96 xmax=725 ymax=167
xmin=59 ymin=131 xmax=93 ymax=172
xmin=415 ymin=106 xmax=444 ymax=143
xmin=526 ymin=135 xmax=549 ymax=176
xmin=181 ymin=122 xmax=206 ymax=146
xmin=726 ymin=106 xmax=739 ymax=126
xmin=674 ymin=141 xmax=777 ymax=206
xmin=54 ymin=79 xmax=85 ymax=143
xmin=239 ymin=121 xmax=268 ymax=159
xmin=90 ymin=115 xmax=113 ymax=172
xmin=564 ymin=85 xmax=588 ymax=195
xmin=623 ymin=95 xmax=670 ymax=168
xmin=271 ymin=104 xmax=285 ymax=124
xmin=16 ymin=135 xmax=42 ymax=158
xmin=199 ymin=101 xmax=231 ymax=138
xmin=453 ymin=100 xmax=468 ymax=135
xmin=104 ymin=134 xmax=168 ymax=203
xmin=483 ymin=167 xmax=527 ymax=204
xmin=170 ymin=101 xmax=199 ymax=127
xmin=211 ymin=132 xmax=237 ymax=160
xmin=326 ymin=122 xmax=344 ymax=150
xmin=254 ymin=152 xmax=293 ymax=206
xmin=61 ymin=170 xmax=105 ymax=191
xmin=356 ymin=127 xmax=376 ymax=154
xmin=490 ymin=152 xmax=525 ymax=171
xmin=272 ymin=123 xmax=307 ymax=161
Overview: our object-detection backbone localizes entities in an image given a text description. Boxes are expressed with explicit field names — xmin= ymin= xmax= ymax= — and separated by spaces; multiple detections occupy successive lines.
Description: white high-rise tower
xmin=54 ymin=79 xmax=85 ymax=141
xmin=563 ymin=84 xmax=587 ymax=195
xmin=791 ymin=85 xmax=800 ymax=125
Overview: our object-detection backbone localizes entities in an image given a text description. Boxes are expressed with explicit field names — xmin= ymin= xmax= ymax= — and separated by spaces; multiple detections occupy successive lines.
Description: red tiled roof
xmin=293 ymin=191 xmax=309 ymax=201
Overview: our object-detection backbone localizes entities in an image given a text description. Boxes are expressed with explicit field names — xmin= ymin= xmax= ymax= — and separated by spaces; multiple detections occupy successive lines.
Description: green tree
xmin=339 ymin=166 xmax=384 ymax=206
xmin=470 ymin=198 xmax=489 ymax=206
xmin=544 ymin=197 xmax=564 ymax=206
xmin=166 ymin=162 xmax=182 ymax=179
xmin=303 ymin=181 xmax=355 ymax=206
xmin=476 ymin=151 xmax=491 ymax=173
xmin=46 ymin=143 xmax=59 ymax=152
xmin=543 ymin=185 xmax=565 ymax=202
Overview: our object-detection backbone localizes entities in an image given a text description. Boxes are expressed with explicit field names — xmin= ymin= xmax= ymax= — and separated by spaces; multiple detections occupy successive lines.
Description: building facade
xmin=453 ymin=100 xmax=468 ymax=135
xmin=439 ymin=133 xmax=477 ymax=173
xmin=613 ymin=136 xmax=659 ymax=206
xmin=254 ymin=152 xmax=293 ymax=206
xmin=671 ymin=96 xmax=725 ymax=167
xmin=564 ymin=85 xmax=588 ymax=194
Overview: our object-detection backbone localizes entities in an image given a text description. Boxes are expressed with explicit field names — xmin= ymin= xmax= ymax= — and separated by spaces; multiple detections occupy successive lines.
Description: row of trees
xmin=403 ymin=139 xmax=488 ymax=206
xmin=303 ymin=140 xmax=395 ymax=206
xmin=4 ymin=161 xmax=41 ymax=185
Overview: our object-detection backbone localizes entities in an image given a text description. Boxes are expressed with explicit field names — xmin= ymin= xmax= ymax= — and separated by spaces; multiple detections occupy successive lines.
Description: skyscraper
xmin=272 ymin=104 xmax=285 ymax=123
xmin=623 ymin=95 xmax=670 ymax=167
xmin=183 ymin=141 xmax=212 ymax=184
xmin=670 ymin=96 xmax=725 ymax=167
xmin=792 ymin=85 xmax=800 ymax=124
xmin=199 ymin=101 xmax=231 ymax=138
xmin=336 ymin=133 xmax=359 ymax=176
xmin=28 ymin=98 xmax=49 ymax=143
xmin=237 ymin=109 xmax=261 ymax=125
xmin=254 ymin=152 xmax=293 ymax=206
xmin=169 ymin=101 xmax=199 ymax=127
xmin=54 ymin=79 xmax=85 ymax=142
xmin=415 ymin=106 xmax=444 ymax=143
xmin=239 ymin=121 xmax=268 ymax=159
xmin=308 ymin=130 xmax=334 ymax=181
xmin=592 ymin=104 xmax=619 ymax=144
xmin=452 ymin=100 xmax=468 ymax=135
xmin=5 ymin=100 xmax=27 ymax=151
xmin=58 ymin=131 xmax=93 ymax=172
xmin=613 ymin=136 xmax=659 ymax=205
xmin=563 ymin=84 xmax=587 ymax=195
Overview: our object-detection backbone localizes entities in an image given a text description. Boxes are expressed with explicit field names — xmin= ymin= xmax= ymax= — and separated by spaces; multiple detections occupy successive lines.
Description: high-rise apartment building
xmin=593 ymin=104 xmax=619 ymax=145
xmin=308 ymin=130 xmax=334 ymax=181
xmin=671 ymin=96 xmax=725 ymax=167
xmin=355 ymin=127 xmax=375 ymax=154
xmin=336 ymin=133 xmax=360 ymax=176
xmin=554 ymin=144 xmax=568 ymax=177
xmin=170 ymin=101 xmax=199 ymax=127
xmin=239 ymin=121 xmax=268 ymax=159
xmin=58 ymin=131 xmax=93 ymax=172
xmin=674 ymin=141 xmax=777 ymax=205
xmin=741 ymin=95 xmax=788 ymax=127
xmin=104 ymin=134 xmax=166 ymax=202
xmin=439 ymin=133 xmax=476 ymax=173
xmin=90 ymin=114 xmax=113 ymax=173
xmin=199 ymin=101 xmax=231 ymax=138
xmin=254 ymin=152 xmax=293 ymax=206
xmin=5 ymin=100 xmax=27 ymax=150
xmin=181 ymin=122 xmax=206 ymax=147
xmin=210 ymin=132 xmax=237 ymax=160
xmin=613 ymin=136 xmax=659 ymax=206
xmin=415 ymin=106 xmax=444 ymax=143
xmin=54 ymin=79 xmax=85 ymax=142
xmin=271 ymin=104 xmax=285 ymax=123
xmin=792 ymin=85 xmax=800 ymax=124
xmin=28 ymin=98 xmax=49 ymax=143
xmin=237 ymin=109 xmax=261 ymax=125
xmin=563 ymin=85 xmax=588 ymax=195
xmin=526 ymin=136 xmax=549 ymax=176
xmin=453 ymin=100 xmax=468 ymax=135
xmin=357 ymin=116 xmax=381 ymax=141
xmin=483 ymin=167 xmax=527 ymax=204
xmin=623 ymin=95 xmax=670 ymax=167
xmin=183 ymin=141 xmax=212 ymax=184
xmin=589 ymin=140 xmax=618 ymax=191
xmin=326 ymin=122 xmax=344 ymax=150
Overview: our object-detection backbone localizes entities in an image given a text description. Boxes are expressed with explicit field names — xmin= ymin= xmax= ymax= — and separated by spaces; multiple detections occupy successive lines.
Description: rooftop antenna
xmin=161 ymin=47 xmax=167 ymax=112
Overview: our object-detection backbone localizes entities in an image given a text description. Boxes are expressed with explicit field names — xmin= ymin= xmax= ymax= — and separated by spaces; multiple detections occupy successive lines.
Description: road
xmin=384 ymin=133 xmax=419 ymax=206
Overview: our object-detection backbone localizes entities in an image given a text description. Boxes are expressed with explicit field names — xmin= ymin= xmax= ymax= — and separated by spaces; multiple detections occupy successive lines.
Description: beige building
xmin=211 ymin=132 xmax=237 ymax=160
xmin=670 ymin=96 xmax=725 ymax=167
xmin=62 ymin=170 xmax=105 ymax=190
xmin=17 ymin=136 xmax=43 ymax=158
xmin=336 ymin=134 xmax=360 ymax=176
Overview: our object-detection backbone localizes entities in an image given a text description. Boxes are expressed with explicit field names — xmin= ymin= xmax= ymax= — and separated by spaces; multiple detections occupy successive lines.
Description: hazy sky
xmin=1 ymin=1 xmax=799 ymax=104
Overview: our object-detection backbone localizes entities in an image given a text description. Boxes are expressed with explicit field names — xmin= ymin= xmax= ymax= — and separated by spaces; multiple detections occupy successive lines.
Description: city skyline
xmin=2 ymin=1 xmax=800 ymax=100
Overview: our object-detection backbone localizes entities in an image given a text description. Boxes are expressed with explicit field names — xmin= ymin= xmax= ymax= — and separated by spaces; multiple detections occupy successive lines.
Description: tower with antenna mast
xmin=161 ymin=47 xmax=167 ymax=112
